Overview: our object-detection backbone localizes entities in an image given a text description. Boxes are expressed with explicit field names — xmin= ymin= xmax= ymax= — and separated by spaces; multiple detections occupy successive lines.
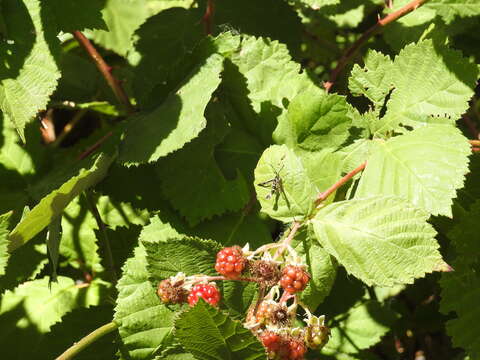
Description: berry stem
xmin=55 ymin=321 xmax=118 ymax=360
xmin=196 ymin=275 xmax=259 ymax=283
xmin=315 ymin=162 xmax=367 ymax=206
xmin=273 ymin=221 xmax=302 ymax=260
xmin=324 ymin=0 xmax=430 ymax=92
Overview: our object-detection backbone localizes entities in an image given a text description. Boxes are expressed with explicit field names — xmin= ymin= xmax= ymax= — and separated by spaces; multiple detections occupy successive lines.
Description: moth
xmin=257 ymin=164 xmax=284 ymax=200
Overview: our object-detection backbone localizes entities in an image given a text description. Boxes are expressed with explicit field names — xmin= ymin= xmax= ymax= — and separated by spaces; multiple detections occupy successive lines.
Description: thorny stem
xmin=315 ymin=162 xmax=367 ymax=206
xmin=56 ymin=321 xmax=119 ymax=360
xmin=324 ymin=0 xmax=430 ymax=92
xmin=85 ymin=191 xmax=118 ymax=285
xmin=73 ymin=31 xmax=134 ymax=114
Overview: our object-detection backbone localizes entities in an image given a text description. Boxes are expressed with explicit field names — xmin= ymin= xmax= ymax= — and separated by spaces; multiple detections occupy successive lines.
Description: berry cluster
xmin=156 ymin=241 xmax=330 ymax=359
xmin=260 ymin=331 xmax=306 ymax=360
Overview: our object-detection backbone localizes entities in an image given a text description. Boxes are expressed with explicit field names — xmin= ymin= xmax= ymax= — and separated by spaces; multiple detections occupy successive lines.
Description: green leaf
xmin=355 ymin=126 xmax=471 ymax=217
xmin=291 ymin=0 xmax=339 ymax=10
xmin=322 ymin=300 xmax=398 ymax=355
xmin=0 ymin=212 xmax=12 ymax=275
xmin=37 ymin=306 xmax=116 ymax=360
xmin=115 ymin=245 xmax=177 ymax=359
xmin=285 ymin=88 xmax=352 ymax=151
xmin=375 ymin=40 xmax=478 ymax=134
xmin=119 ymin=53 xmax=224 ymax=165
xmin=293 ymin=225 xmax=337 ymax=311
xmin=0 ymin=0 xmax=61 ymax=140
xmin=91 ymin=0 xmax=150 ymax=56
xmin=311 ymin=196 xmax=443 ymax=286
xmin=97 ymin=195 xmax=150 ymax=229
xmin=254 ymin=145 xmax=318 ymax=222
xmin=47 ymin=0 xmax=107 ymax=32
xmin=174 ymin=300 xmax=266 ymax=360
xmin=426 ymin=0 xmax=480 ymax=24
xmin=0 ymin=233 xmax=48 ymax=292
xmin=60 ymin=196 xmax=102 ymax=272
xmin=348 ymin=50 xmax=394 ymax=108
xmin=0 ymin=276 xmax=107 ymax=332
xmin=46 ymin=216 xmax=61 ymax=282
xmin=132 ymin=7 xmax=204 ymax=107
xmin=156 ymin=101 xmax=250 ymax=226
xmin=144 ymin=237 xmax=220 ymax=281
xmin=221 ymin=35 xmax=315 ymax=146
xmin=440 ymin=201 xmax=480 ymax=359
xmin=8 ymin=153 xmax=114 ymax=251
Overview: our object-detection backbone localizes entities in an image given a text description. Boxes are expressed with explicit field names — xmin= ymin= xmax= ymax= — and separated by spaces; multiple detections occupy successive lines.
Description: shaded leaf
xmin=119 ymin=53 xmax=224 ymax=165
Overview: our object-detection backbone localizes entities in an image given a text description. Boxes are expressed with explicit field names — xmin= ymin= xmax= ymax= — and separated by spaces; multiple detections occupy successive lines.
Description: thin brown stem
xmin=469 ymin=139 xmax=480 ymax=147
xmin=315 ymin=162 xmax=367 ymax=206
xmin=324 ymin=0 xmax=430 ymax=92
xmin=199 ymin=275 xmax=259 ymax=283
xmin=72 ymin=31 xmax=134 ymax=114
xmin=85 ymin=191 xmax=118 ymax=285
xmin=52 ymin=109 xmax=88 ymax=147
xmin=78 ymin=131 xmax=113 ymax=160
xmin=202 ymin=0 xmax=215 ymax=35
xmin=56 ymin=321 xmax=118 ymax=360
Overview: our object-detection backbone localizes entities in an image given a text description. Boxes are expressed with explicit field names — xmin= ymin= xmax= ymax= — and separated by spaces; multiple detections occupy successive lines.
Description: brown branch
xmin=77 ymin=131 xmax=113 ymax=160
xmin=202 ymin=0 xmax=215 ymax=35
xmin=315 ymin=162 xmax=367 ymax=206
xmin=73 ymin=31 xmax=134 ymax=114
xmin=52 ymin=109 xmax=88 ymax=147
xmin=324 ymin=0 xmax=430 ymax=92
xmin=469 ymin=139 xmax=480 ymax=147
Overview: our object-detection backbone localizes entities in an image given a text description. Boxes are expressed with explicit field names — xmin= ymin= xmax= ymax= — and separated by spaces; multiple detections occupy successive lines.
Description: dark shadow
xmin=211 ymin=0 xmax=303 ymax=57
xmin=222 ymin=58 xmax=281 ymax=147
xmin=0 ymin=0 xmax=35 ymax=81
xmin=0 ymin=301 xmax=42 ymax=359
xmin=132 ymin=7 xmax=204 ymax=109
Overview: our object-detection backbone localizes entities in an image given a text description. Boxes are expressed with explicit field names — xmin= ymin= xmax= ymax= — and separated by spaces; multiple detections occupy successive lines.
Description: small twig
xmin=55 ymin=321 xmax=118 ymax=360
xmin=78 ymin=131 xmax=113 ymax=160
xmin=324 ymin=0 xmax=429 ymax=92
xmin=85 ymin=191 xmax=118 ymax=285
xmin=469 ymin=139 xmax=480 ymax=147
xmin=315 ymin=162 xmax=367 ymax=206
xmin=52 ymin=109 xmax=88 ymax=148
xmin=72 ymin=31 xmax=134 ymax=114
xmin=202 ymin=0 xmax=215 ymax=35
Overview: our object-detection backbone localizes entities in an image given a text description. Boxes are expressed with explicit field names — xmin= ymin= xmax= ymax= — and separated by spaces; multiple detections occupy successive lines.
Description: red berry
xmin=187 ymin=283 xmax=221 ymax=306
xmin=215 ymin=246 xmax=246 ymax=279
xmin=280 ymin=265 xmax=310 ymax=294
xmin=288 ymin=339 xmax=306 ymax=360
xmin=260 ymin=331 xmax=282 ymax=353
